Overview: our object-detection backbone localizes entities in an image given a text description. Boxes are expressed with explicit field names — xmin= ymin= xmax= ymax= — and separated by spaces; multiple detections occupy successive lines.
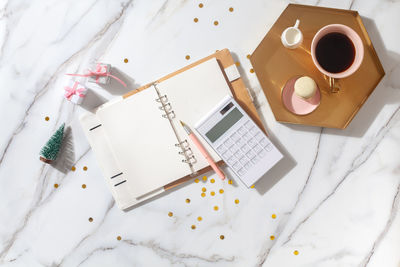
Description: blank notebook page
xmin=96 ymin=87 xmax=187 ymax=198
xmin=158 ymin=58 xmax=232 ymax=172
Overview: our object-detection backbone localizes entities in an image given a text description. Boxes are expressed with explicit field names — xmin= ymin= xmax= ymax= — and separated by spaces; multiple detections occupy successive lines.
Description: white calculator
xmin=195 ymin=95 xmax=283 ymax=187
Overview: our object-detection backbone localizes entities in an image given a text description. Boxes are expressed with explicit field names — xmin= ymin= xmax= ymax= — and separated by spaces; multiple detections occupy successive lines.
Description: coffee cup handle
xmin=329 ymin=77 xmax=340 ymax=93
xmin=294 ymin=19 xmax=300 ymax=29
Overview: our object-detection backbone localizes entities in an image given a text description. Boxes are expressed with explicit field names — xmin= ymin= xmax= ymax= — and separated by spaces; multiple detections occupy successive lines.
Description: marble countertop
xmin=0 ymin=0 xmax=399 ymax=266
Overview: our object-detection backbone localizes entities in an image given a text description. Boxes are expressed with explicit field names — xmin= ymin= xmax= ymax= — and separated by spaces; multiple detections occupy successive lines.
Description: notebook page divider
xmin=153 ymin=83 xmax=198 ymax=177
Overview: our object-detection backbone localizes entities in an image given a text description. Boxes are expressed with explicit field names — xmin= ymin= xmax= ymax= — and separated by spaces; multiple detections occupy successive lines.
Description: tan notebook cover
xmin=122 ymin=48 xmax=265 ymax=190
xmin=97 ymin=58 xmax=233 ymax=198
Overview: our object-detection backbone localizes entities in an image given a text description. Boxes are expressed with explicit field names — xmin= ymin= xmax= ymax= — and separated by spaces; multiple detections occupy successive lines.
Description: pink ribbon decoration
xmin=64 ymin=81 xmax=86 ymax=100
xmin=66 ymin=63 xmax=127 ymax=87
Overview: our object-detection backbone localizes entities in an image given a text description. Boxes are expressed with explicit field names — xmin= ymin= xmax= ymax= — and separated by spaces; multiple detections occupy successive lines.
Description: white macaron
xmin=294 ymin=76 xmax=317 ymax=99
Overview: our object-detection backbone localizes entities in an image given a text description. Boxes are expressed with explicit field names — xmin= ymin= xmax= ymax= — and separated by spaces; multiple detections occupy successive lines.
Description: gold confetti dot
xmin=168 ymin=212 xmax=173 ymax=217
xmin=202 ymin=187 xmax=206 ymax=192
xmin=83 ymin=166 xmax=88 ymax=171
xmin=71 ymin=166 xmax=76 ymax=171
xmin=220 ymin=235 xmax=225 ymax=240
xmin=229 ymin=7 xmax=234 ymax=12
xmin=210 ymin=178 xmax=215 ymax=183
xmin=202 ymin=176 xmax=207 ymax=181
xmin=195 ymin=178 xmax=199 ymax=183
xmin=45 ymin=116 xmax=50 ymax=121
xmin=214 ymin=206 xmax=219 ymax=211
xmin=194 ymin=18 xmax=198 ymax=23
xmin=235 ymin=199 xmax=239 ymax=204
xmin=185 ymin=198 xmax=190 ymax=203
xmin=210 ymin=191 xmax=215 ymax=196
xmin=185 ymin=55 xmax=190 ymax=60
xmin=88 ymin=217 xmax=93 ymax=222
xmin=247 ymin=54 xmax=251 ymax=59
xmin=198 ymin=3 xmax=203 ymax=8
xmin=250 ymin=185 xmax=255 ymax=188
xmin=228 ymin=179 xmax=233 ymax=185
xmin=219 ymin=189 xmax=224 ymax=194
xmin=201 ymin=192 xmax=206 ymax=197
xmin=250 ymin=68 xmax=255 ymax=73
xmin=82 ymin=184 xmax=86 ymax=189
xmin=270 ymin=235 xmax=275 ymax=240
xmin=54 ymin=183 xmax=59 ymax=188
xmin=235 ymin=61 xmax=240 ymax=67
xmin=117 ymin=236 xmax=122 ymax=241
xmin=214 ymin=21 xmax=219 ymax=26
xmin=124 ymin=58 xmax=128 ymax=63
xmin=271 ymin=214 xmax=277 ymax=219
xmin=197 ymin=216 xmax=202 ymax=221
xmin=294 ymin=250 xmax=299 ymax=255
xmin=191 ymin=225 xmax=196 ymax=230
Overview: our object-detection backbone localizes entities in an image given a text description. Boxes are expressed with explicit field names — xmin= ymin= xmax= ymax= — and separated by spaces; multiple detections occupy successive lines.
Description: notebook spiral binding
xmin=175 ymin=140 xmax=188 ymax=147
xmin=153 ymin=83 xmax=198 ymax=176
xmin=162 ymin=111 xmax=175 ymax=119
xmin=159 ymin=103 xmax=171 ymax=110
xmin=182 ymin=156 xmax=196 ymax=164
xmin=179 ymin=147 xmax=192 ymax=155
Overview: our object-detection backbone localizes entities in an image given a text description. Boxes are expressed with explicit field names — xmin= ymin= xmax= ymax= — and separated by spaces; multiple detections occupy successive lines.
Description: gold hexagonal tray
xmin=250 ymin=4 xmax=385 ymax=129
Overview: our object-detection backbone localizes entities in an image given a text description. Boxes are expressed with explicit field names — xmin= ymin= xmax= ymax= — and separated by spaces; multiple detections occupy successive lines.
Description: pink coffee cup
xmin=311 ymin=24 xmax=364 ymax=92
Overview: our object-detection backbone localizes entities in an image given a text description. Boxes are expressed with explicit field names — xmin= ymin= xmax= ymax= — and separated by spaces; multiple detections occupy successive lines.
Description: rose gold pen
xmin=180 ymin=120 xmax=225 ymax=180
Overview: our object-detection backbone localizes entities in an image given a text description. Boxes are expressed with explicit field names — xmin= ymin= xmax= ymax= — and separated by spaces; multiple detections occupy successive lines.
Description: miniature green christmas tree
xmin=39 ymin=123 xmax=65 ymax=164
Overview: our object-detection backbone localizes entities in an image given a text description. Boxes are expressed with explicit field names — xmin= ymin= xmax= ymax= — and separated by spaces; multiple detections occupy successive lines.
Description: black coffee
xmin=315 ymin=32 xmax=355 ymax=73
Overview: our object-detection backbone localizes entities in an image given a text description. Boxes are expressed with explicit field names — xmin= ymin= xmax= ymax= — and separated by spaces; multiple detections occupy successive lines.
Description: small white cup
xmin=281 ymin=19 xmax=303 ymax=49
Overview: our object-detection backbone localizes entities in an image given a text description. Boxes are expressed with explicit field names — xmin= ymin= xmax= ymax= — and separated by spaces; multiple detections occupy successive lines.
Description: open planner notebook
xmin=81 ymin=58 xmax=238 ymax=210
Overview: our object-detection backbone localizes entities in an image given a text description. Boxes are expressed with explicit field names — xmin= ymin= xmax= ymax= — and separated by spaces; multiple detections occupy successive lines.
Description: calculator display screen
xmin=206 ymin=107 xmax=243 ymax=143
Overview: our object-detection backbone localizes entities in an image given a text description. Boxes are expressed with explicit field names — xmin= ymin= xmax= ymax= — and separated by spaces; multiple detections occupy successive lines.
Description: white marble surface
xmin=0 ymin=0 xmax=399 ymax=266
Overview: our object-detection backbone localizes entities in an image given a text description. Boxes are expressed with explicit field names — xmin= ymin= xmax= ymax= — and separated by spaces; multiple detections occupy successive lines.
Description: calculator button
xmin=246 ymin=150 xmax=256 ymax=159
xmin=238 ymin=126 xmax=247 ymax=135
xmin=249 ymin=126 xmax=258 ymax=135
xmin=244 ymin=121 xmax=253 ymax=129
xmin=238 ymin=168 xmax=246 ymax=176
xmin=258 ymin=150 xmax=266 ymax=158
xmin=234 ymin=150 xmax=242 ymax=159
xmin=217 ymin=144 xmax=227 ymax=154
xmin=243 ymin=133 xmax=251 ymax=141
xmin=254 ymin=144 xmax=263 ymax=153
xmin=230 ymin=132 xmax=240 ymax=142
xmin=224 ymin=138 xmax=234 ymax=148
xmin=229 ymin=145 xmax=239 ymax=154
xmin=265 ymin=144 xmax=273 ymax=152
xmin=252 ymin=155 xmax=260 ymax=164
xmin=255 ymin=132 xmax=264 ymax=142
xmin=236 ymin=138 xmax=245 ymax=147
xmin=241 ymin=144 xmax=250 ymax=153
xmin=247 ymin=138 xmax=257 ymax=148
xmin=232 ymin=161 xmax=242 ymax=171
xmin=260 ymin=138 xmax=269 ymax=147
xmin=222 ymin=150 xmax=233 ymax=159
xmin=227 ymin=156 xmax=237 ymax=165
xmin=239 ymin=156 xmax=249 ymax=165
xmin=244 ymin=162 xmax=252 ymax=170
